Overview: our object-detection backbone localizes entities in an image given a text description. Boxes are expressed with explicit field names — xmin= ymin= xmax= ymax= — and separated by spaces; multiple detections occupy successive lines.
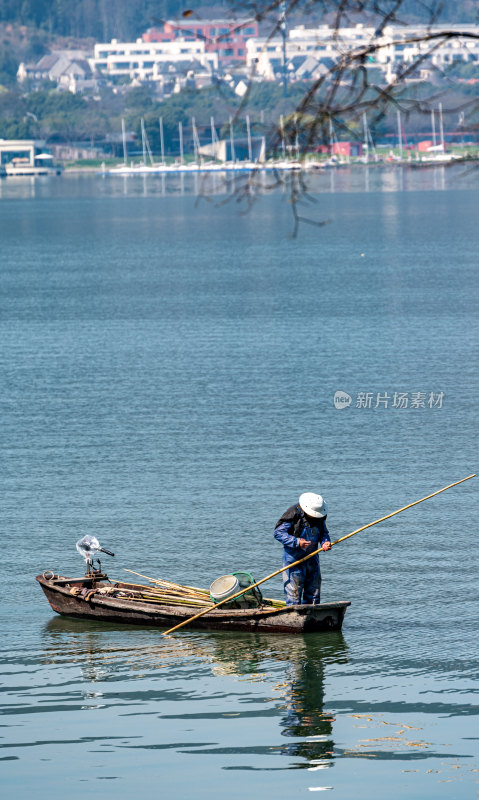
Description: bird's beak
xmin=99 ymin=547 xmax=115 ymax=557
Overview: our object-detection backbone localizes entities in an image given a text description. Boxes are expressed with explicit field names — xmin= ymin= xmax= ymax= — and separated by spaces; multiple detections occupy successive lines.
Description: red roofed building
xmin=142 ymin=19 xmax=259 ymax=65
xmin=332 ymin=141 xmax=364 ymax=158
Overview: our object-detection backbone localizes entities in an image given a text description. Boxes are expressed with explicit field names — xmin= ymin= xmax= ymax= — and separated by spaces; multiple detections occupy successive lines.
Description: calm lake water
xmin=1 ymin=167 xmax=478 ymax=798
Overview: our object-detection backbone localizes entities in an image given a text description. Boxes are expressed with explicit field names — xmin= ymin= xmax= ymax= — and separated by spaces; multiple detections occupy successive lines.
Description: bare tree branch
xmin=193 ymin=0 xmax=479 ymax=230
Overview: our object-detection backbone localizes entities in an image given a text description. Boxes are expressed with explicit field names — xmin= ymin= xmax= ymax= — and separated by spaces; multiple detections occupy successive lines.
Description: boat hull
xmin=36 ymin=574 xmax=350 ymax=634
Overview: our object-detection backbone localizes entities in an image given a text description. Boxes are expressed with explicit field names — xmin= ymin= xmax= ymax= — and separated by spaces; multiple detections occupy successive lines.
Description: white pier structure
xmin=0 ymin=139 xmax=60 ymax=176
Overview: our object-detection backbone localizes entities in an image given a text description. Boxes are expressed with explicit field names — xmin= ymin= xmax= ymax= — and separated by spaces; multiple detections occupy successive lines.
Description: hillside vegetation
xmin=0 ymin=0 xmax=477 ymax=43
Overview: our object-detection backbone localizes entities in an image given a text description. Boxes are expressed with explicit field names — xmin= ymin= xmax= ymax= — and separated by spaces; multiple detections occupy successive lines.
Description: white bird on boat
xmin=76 ymin=535 xmax=114 ymax=568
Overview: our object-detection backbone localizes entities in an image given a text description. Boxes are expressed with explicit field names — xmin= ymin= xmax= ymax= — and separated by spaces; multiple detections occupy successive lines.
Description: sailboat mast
xmin=280 ymin=115 xmax=286 ymax=160
xmin=192 ymin=117 xmax=198 ymax=162
xmin=179 ymin=121 xmax=184 ymax=164
xmin=431 ymin=109 xmax=436 ymax=147
xmin=141 ymin=117 xmax=146 ymax=164
xmin=210 ymin=116 xmax=218 ymax=161
xmin=142 ymin=120 xmax=154 ymax=166
xmin=246 ymin=114 xmax=252 ymax=162
xmin=229 ymin=115 xmax=236 ymax=163
xmin=438 ymin=103 xmax=445 ymax=152
xmin=362 ymin=113 xmax=369 ymax=163
xmin=397 ymin=110 xmax=403 ymax=160
xmin=159 ymin=117 xmax=165 ymax=164
xmin=370 ymin=125 xmax=378 ymax=162
xmin=121 ymin=117 xmax=127 ymax=165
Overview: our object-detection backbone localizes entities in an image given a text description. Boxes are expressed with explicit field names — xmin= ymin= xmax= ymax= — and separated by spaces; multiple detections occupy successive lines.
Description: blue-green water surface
xmin=1 ymin=168 xmax=478 ymax=798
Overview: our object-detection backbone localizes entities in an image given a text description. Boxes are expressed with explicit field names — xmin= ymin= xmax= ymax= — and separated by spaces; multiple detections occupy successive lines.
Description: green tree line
xmin=0 ymin=0 xmax=477 ymax=43
xmin=1 ymin=74 xmax=477 ymax=157
xmin=0 ymin=1 xmax=227 ymax=41
xmin=0 ymin=80 xmax=310 ymax=152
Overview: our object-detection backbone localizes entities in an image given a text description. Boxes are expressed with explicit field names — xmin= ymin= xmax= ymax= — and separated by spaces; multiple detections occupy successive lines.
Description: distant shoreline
xmin=63 ymin=167 xmax=102 ymax=173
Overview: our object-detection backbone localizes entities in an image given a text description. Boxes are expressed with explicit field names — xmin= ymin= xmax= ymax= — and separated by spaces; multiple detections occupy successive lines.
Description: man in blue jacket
xmin=274 ymin=492 xmax=331 ymax=606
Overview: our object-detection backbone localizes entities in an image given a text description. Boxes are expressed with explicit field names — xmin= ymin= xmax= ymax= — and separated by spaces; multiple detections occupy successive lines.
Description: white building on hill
xmin=246 ymin=23 xmax=479 ymax=82
xmin=93 ymin=38 xmax=218 ymax=81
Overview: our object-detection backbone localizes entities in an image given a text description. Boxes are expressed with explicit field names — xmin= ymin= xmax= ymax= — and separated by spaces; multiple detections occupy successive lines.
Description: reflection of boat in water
xmin=42 ymin=616 xmax=348 ymax=767
xmin=36 ymin=571 xmax=350 ymax=634
xmin=207 ymin=632 xmax=348 ymax=764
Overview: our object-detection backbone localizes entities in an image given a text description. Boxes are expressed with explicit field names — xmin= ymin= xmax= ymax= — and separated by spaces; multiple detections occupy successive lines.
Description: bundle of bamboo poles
xmin=109 ymin=571 xmax=213 ymax=606
xmin=104 ymin=569 xmax=286 ymax=609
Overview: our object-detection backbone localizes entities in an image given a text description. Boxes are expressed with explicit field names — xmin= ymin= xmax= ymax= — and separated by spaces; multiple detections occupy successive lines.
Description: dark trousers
xmin=283 ymin=558 xmax=321 ymax=606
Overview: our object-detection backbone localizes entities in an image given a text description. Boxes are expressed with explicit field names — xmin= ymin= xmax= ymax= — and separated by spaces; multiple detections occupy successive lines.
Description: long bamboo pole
xmin=162 ymin=474 xmax=475 ymax=636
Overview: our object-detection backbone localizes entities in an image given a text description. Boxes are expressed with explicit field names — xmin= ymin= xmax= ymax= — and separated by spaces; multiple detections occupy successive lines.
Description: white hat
xmin=299 ymin=492 xmax=328 ymax=519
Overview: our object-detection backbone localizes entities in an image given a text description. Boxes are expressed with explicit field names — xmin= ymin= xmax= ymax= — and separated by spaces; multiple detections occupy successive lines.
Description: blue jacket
xmin=274 ymin=504 xmax=330 ymax=565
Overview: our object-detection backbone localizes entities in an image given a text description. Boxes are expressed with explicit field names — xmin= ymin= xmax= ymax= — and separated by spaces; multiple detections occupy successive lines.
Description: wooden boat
xmin=36 ymin=571 xmax=350 ymax=634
